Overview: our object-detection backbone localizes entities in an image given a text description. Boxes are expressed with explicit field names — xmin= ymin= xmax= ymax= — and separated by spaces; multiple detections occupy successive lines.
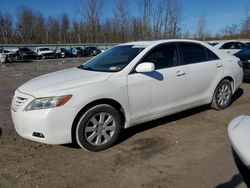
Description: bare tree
xmin=34 ymin=13 xmax=47 ymax=43
xmin=241 ymin=16 xmax=250 ymax=38
xmin=163 ymin=0 xmax=183 ymax=38
xmin=60 ymin=14 xmax=70 ymax=43
xmin=138 ymin=0 xmax=152 ymax=39
xmin=71 ymin=20 xmax=81 ymax=43
xmin=0 ymin=12 xmax=13 ymax=43
xmin=152 ymin=0 xmax=183 ymax=39
xmin=114 ymin=0 xmax=130 ymax=42
xmin=152 ymin=0 xmax=165 ymax=39
xmin=130 ymin=17 xmax=143 ymax=41
xmin=79 ymin=0 xmax=103 ymax=42
xmin=16 ymin=7 xmax=35 ymax=43
xmin=47 ymin=16 xmax=60 ymax=43
xmin=196 ymin=15 xmax=206 ymax=40
xmin=221 ymin=24 xmax=239 ymax=39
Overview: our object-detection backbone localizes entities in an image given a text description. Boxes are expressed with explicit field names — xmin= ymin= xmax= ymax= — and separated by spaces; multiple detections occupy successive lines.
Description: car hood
xmin=18 ymin=67 xmax=113 ymax=97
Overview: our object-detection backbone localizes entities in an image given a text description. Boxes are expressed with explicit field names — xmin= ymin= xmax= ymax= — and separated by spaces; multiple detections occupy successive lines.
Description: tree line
xmin=0 ymin=0 xmax=249 ymax=44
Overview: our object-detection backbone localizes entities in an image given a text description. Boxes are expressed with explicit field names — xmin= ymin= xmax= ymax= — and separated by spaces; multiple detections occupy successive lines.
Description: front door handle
xmin=216 ymin=63 xmax=223 ymax=68
xmin=176 ymin=70 xmax=186 ymax=76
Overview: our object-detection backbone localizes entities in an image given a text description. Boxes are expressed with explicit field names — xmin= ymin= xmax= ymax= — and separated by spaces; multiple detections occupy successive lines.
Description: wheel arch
xmin=210 ymin=76 xmax=235 ymax=104
xmin=71 ymin=98 xmax=126 ymax=143
xmin=221 ymin=76 xmax=234 ymax=92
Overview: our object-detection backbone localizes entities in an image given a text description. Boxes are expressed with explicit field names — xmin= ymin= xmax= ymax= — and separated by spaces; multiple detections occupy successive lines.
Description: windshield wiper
xmin=78 ymin=65 xmax=94 ymax=71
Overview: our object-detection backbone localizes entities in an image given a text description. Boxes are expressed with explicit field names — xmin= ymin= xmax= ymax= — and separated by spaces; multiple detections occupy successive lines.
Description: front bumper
xmin=11 ymin=90 xmax=75 ymax=145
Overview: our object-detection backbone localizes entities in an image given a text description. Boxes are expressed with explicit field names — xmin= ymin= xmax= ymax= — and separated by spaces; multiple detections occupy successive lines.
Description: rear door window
xmin=179 ymin=43 xmax=207 ymax=64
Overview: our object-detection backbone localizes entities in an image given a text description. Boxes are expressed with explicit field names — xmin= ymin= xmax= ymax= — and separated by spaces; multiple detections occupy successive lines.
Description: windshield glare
xmin=79 ymin=45 xmax=144 ymax=72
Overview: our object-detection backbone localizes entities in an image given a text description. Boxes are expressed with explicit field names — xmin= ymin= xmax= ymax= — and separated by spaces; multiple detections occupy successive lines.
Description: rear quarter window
xmin=206 ymin=48 xmax=219 ymax=61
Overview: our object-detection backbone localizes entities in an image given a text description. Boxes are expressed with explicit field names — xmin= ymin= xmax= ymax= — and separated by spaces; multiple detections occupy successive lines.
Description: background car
xmin=228 ymin=115 xmax=250 ymax=187
xmin=33 ymin=47 xmax=55 ymax=59
xmin=74 ymin=47 xmax=85 ymax=57
xmin=241 ymin=41 xmax=250 ymax=48
xmin=207 ymin=41 xmax=219 ymax=46
xmin=15 ymin=48 xmax=37 ymax=61
xmin=0 ymin=48 xmax=18 ymax=63
xmin=234 ymin=49 xmax=250 ymax=80
xmin=214 ymin=41 xmax=249 ymax=55
xmin=84 ymin=46 xmax=101 ymax=56
xmin=54 ymin=48 xmax=70 ymax=58
xmin=69 ymin=47 xmax=85 ymax=57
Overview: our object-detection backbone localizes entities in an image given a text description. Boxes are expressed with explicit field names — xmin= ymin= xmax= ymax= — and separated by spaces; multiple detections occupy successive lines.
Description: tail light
xmin=237 ymin=61 xmax=243 ymax=68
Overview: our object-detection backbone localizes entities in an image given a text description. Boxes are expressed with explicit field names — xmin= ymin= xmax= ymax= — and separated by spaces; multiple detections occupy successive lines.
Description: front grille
xmin=12 ymin=96 xmax=28 ymax=112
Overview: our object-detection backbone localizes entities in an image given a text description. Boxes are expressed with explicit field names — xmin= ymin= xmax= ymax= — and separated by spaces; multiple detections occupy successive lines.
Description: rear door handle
xmin=216 ymin=63 xmax=223 ymax=68
xmin=176 ymin=70 xmax=186 ymax=76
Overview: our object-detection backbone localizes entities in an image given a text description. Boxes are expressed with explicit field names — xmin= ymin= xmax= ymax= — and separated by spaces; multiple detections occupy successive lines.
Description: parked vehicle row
xmin=0 ymin=46 xmax=104 ymax=63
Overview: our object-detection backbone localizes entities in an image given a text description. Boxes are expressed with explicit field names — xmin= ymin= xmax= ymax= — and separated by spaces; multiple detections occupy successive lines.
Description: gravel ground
xmin=0 ymin=58 xmax=249 ymax=188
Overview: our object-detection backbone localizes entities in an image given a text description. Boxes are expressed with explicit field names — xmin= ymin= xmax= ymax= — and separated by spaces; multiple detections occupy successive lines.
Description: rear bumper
xmin=243 ymin=62 xmax=250 ymax=79
xmin=243 ymin=69 xmax=250 ymax=79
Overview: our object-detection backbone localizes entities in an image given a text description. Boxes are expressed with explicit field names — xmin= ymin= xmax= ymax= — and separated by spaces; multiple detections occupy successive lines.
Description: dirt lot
xmin=0 ymin=58 xmax=249 ymax=188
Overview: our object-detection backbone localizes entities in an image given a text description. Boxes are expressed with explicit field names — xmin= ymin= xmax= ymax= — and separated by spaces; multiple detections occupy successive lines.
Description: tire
xmin=211 ymin=79 xmax=233 ymax=110
xmin=0 ymin=56 xmax=6 ymax=63
xmin=76 ymin=104 xmax=122 ymax=152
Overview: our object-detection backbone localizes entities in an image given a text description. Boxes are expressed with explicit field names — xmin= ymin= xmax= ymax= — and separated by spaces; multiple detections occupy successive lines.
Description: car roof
xmin=214 ymin=40 xmax=246 ymax=48
xmin=118 ymin=39 xmax=208 ymax=48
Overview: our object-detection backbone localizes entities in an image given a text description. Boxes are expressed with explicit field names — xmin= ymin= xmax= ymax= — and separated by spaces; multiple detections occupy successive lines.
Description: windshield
xmin=238 ymin=42 xmax=249 ymax=49
xmin=40 ymin=48 xmax=50 ymax=51
xmin=78 ymin=45 xmax=144 ymax=72
xmin=20 ymin=48 xmax=31 ymax=52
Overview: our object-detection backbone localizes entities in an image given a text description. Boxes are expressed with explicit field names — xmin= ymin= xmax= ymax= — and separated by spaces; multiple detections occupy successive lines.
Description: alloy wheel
xmin=84 ymin=112 xmax=116 ymax=146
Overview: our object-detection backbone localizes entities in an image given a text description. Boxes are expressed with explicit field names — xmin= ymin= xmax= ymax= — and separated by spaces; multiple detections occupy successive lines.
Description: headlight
xmin=25 ymin=95 xmax=72 ymax=111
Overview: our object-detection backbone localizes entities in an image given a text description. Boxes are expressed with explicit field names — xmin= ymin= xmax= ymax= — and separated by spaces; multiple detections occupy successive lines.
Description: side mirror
xmin=135 ymin=62 xmax=155 ymax=73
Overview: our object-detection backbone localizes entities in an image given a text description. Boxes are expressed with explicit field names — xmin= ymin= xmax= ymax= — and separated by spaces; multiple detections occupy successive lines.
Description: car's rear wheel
xmin=211 ymin=79 xmax=232 ymax=110
xmin=76 ymin=104 xmax=122 ymax=151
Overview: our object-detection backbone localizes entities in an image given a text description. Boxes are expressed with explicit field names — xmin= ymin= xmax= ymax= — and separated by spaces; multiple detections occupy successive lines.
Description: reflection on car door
xmin=179 ymin=42 xmax=223 ymax=105
xmin=127 ymin=43 xmax=188 ymax=123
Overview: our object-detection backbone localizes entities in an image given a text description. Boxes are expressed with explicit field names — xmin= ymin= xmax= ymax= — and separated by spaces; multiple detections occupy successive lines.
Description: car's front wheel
xmin=76 ymin=104 xmax=122 ymax=151
xmin=211 ymin=79 xmax=233 ymax=110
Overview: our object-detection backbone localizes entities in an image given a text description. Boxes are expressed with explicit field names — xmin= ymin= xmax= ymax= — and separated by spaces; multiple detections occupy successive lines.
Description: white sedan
xmin=228 ymin=115 xmax=250 ymax=186
xmin=11 ymin=39 xmax=243 ymax=151
xmin=214 ymin=40 xmax=249 ymax=55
